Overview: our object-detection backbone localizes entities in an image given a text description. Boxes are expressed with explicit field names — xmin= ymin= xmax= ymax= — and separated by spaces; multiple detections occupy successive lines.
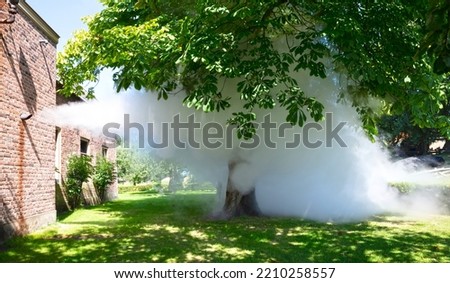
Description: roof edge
xmin=18 ymin=1 xmax=59 ymax=45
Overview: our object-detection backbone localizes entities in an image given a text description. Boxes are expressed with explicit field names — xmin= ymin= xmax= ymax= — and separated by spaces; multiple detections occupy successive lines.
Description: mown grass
xmin=0 ymin=190 xmax=449 ymax=263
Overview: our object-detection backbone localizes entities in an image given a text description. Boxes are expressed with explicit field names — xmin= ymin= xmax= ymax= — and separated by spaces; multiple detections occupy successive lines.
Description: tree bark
xmin=219 ymin=160 xmax=262 ymax=219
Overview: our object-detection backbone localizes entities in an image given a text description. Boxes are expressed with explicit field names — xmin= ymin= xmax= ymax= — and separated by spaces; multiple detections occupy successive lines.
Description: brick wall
xmin=1 ymin=1 xmax=117 ymax=242
xmin=0 ymin=1 xmax=58 ymax=241
xmin=55 ymin=123 xmax=117 ymax=212
xmin=55 ymin=91 xmax=118 ymax=212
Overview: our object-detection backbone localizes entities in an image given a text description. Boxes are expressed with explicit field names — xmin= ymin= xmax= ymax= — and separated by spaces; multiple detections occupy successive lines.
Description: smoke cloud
xmin=40 ymin=67 xmax=447 ymax=222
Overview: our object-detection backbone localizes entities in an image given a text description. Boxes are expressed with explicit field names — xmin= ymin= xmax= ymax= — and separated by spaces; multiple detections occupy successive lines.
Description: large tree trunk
xmin=223 ymin=189 xmax=261 ymax=218
xmin=218 ymin=160 xmax=262 ymax=219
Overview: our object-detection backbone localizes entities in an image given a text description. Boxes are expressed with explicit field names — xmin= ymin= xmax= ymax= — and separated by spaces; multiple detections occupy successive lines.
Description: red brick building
xmin=0 ymin=0 xmax=117 ymax=242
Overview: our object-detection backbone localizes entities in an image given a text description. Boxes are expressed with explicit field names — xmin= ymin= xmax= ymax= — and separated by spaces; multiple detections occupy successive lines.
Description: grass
xmin=0 ymin=190 xmax=449 ymax=263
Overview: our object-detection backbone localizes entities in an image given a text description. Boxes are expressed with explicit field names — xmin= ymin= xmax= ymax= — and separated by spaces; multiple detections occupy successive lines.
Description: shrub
xmin=118 ymin=183 xmax=158 ymax=193
xmin=93 ymin=156 xmax=116 ymax=202
xmin=65 ymin=155 xmax=93 ymax=209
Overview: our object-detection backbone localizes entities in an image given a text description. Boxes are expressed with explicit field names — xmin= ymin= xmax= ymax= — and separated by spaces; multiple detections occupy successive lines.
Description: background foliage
xmin=116 ymin=146 xmax=185 ymax=188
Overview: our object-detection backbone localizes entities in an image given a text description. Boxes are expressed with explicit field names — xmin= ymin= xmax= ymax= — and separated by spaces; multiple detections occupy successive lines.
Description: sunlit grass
xmin=0 ymin=190 xmax=449 ymax=263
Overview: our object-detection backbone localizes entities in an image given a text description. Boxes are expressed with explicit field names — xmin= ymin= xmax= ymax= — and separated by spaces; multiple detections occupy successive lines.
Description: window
xmin=80 ymin=138 xmax=89 ymax=155
xmin=102 ymin=146 xmax=108 ymax=157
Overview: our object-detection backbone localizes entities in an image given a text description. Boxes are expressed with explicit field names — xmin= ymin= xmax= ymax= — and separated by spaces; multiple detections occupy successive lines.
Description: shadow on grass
xmin=0 ymin=191 xmax=449 ymax=263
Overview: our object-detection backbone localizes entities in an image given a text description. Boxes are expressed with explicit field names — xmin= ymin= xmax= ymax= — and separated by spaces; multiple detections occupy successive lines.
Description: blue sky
xmin=26 ymin=0 xmax=114 ymax=97
xmin=27 ymin=0 xmax=103 ymax=51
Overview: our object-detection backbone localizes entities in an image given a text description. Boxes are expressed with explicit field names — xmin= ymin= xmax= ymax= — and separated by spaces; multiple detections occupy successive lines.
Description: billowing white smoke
xmin=41 ymin=68 xmax=445 ymax=222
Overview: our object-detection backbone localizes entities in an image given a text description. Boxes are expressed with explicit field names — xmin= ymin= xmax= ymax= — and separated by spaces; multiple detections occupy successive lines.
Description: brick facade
xmin=1 ymin=1 xmax=117 ymax=242
xmin=55 ymin=96 xmax=118 ymax=212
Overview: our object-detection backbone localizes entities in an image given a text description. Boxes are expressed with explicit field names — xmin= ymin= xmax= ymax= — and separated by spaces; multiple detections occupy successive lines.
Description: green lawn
xmin=1 ymin=190 xmax=449 ymax=263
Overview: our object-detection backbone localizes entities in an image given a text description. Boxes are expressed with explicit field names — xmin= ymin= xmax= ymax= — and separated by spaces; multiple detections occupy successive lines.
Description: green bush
xmin=93 ymin=156 xmax=116 ymax=201
xmin=118 ymin=183 xmax=158 ymax=193
xmin=65 ymin=155 xmax=93 ymax=209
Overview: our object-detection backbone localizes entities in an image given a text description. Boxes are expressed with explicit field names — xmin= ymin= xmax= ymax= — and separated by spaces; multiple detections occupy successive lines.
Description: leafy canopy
xmin=58 ymin=0 xmax=450 ymax=139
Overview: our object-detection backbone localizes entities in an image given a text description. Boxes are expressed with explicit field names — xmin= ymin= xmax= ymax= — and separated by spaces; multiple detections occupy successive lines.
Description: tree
xmin=58 ymin=0 xmax=450 ymax=217
xmin=117 ymin=147 xmax=152 ymax=185
xmin=116 ymin=146 xmax=185 ymax=187
xmin=116 ymin=145 xmax=133 ymax=182
xmin=418 ymin=0 xmax=450 ymax=74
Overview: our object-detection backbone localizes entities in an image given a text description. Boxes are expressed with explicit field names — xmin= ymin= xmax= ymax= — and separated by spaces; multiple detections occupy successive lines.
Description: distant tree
xmin=116 ymin=147 xmax=150 ymax=185
xmin=116 ymin=146 xmax=185 ymax=187
xmin=116 ymin=146 xmax=132 ymax=182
